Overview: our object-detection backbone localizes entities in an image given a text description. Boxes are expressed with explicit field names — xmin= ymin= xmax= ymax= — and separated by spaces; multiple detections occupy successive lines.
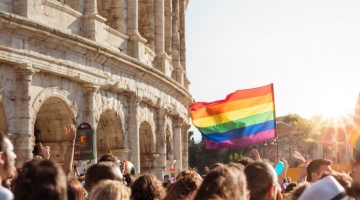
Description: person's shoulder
xmin=0 ymin=186 xmax=14 ymax=200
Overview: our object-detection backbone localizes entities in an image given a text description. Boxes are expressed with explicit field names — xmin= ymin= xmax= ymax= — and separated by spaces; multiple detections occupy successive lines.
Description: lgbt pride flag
xmin=189 ymin=84 xmax=276 ymax=150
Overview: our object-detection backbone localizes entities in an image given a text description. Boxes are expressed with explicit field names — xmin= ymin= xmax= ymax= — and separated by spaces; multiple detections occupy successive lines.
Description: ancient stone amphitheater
xmin=0 ymin=0 xmax=192 ymax=178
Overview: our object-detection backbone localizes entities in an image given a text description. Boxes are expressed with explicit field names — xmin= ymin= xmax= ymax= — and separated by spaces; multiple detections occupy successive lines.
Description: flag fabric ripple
xmin=190 ymin=84 xmax=276 ymax=150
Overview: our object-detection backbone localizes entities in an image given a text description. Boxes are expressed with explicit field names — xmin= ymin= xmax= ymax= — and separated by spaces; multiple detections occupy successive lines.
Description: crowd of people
xmin=1 ymin=124 xmax=360 ymax=199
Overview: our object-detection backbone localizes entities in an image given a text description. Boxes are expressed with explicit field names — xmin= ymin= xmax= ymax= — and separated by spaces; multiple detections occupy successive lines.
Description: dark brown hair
xmin=194 ymin=165 xmax=247 ymax=200
xmin=14 ymin=160 xmax=67 ymax=200
xmin=244 ymin=161 xmax=278 ymax=200
xmin=84 ymin=161 xmax=122 ymax=193
xmin=306 ymin=159 xmax=332 ymax=182
xmin=130 ymin=173 xmax=165 ymax=200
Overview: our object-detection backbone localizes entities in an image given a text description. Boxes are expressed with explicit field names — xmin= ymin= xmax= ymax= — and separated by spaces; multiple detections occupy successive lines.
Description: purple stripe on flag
xmin=204 ymin=129 xmax=275 ymax=150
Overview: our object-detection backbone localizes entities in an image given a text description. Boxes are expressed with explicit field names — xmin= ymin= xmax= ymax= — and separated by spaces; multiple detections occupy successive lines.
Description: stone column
xmin=173 ymin=117 xmax=183 ymax=173
xmin=171 ymin=0 xmax=184 ymax=85
xmin=128 ymin=95 xmax=141 ymax=173
xmin=154 ymin=107 xmax=167 ymax=179
xmin=83 ymin=0 xmax=107 ymax=42
xmin=83 ymin=84 xmax=99 ymax=163
xmin=182 ymin=123 xmax=190 ymax=170
xmin=155 ymin=0 xmax=165 ymax=54
xmin=179 ymin=0 xmax=186 ymax=71
xmin=127 ymin=0 xmax=147 ymax=61
xmin=14 ymin=65 xmax=36 ymax=167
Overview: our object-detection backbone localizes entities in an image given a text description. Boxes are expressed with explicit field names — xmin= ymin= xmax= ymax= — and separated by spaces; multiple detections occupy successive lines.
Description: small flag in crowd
xmin=189 ymin=84 xmax=276 ymax=149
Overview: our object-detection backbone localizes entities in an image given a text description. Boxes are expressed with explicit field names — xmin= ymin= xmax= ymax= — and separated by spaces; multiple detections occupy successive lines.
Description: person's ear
xmin=266 ymin=185 xmax=276 ymax=199
xmin=311 ymin=172 xmax=318 ymax=182
xmin=188 ymin=190 xmax=197 ymax=200
xmin=0 ymin=152 xmax=5 ymax=165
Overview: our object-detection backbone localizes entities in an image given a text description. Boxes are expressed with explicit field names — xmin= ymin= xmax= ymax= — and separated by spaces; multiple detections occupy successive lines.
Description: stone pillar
xmin=83 ymin=83 xmax=99 ymax=162
xmin=173 ymin=117 xmax=183 ymax=173
xmin=179 ymin=0 xmax=186 ymax=71
xmin=182 ymin=123 xmax=190 ymax=170
xmin=83 ymin=0 xmax=107 ymax=42
xmin=83 ymin=84 xmax=99 ymax=127
xmin=13 ymin=0 xmax=28 ymax=17
xmin=154 ymin=107 xmax=167 ymax=179
xmin=128 ymin=95 xmax=141 ymax=173
xmin=164 ymin=0 xmax=172 ymax=55
xmin=14 ymin=65 xmax=36 ymax=167
xmin=171 ymin=0 xmax=184 ymax=85
xmin=155 ymin=0 xmax=165 ymax=54
xmin=127 ymin=0 xmax=147 ymax=61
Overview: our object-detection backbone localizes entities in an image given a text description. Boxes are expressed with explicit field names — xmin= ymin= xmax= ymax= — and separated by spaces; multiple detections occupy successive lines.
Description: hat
xmin=298 ymin=176 xmax=349 ymax=200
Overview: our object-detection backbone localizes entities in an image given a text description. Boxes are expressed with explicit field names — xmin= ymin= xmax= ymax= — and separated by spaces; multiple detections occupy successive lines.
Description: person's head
xmin=237 ymin=157 xmax=255 ymax=167
xmin=244 ymin=161 xmax=278 ymax=200
xmin=175 ymin=170 xmax=202 ymax=182
xmin=194 ymin=165 xmax=248 ymax=200
xmin=130 ymin=173 xmax=165 ymax=200
xmin=306 ymin=159 xmax=332 ymax=183
xmin=98 ymin=155 xmax=120 ymax=164
xmin=164 ymin=173 xmax=202 ymax=200
xmin=84 ymin=161 xmax=123 ymax=193
xmin=0 ymin=132 xmax=16 ymax=181
xmin=14 ymin=160 xmax=67 ymax=200
xmin=89 ymin=179 xmax=131 ymax=200
xmin=123 ymin=173 xmax=136 ymax=187
xmin=67 ymin=177 xmax=86 ymax=200
xmin=284 ymin=182 xmax=297 ymax=194
xmin=164 ymin=175 xmax=170 ymax=182
xmin=291 ymin=182 xmax=311 ymax=200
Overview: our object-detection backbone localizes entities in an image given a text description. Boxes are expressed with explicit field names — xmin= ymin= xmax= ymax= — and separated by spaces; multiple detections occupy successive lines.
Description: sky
xmin=185 ymin=0 xmax=360 ymax=141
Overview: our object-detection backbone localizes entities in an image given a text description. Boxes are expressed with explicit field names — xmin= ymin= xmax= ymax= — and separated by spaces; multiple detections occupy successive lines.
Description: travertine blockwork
xmin=0 ymin=0 xmax=191 ymax=179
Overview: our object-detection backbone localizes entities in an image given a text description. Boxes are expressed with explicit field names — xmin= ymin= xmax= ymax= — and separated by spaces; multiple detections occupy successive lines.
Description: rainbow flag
xmin=189 ymin=84 xmax=276 ymax=150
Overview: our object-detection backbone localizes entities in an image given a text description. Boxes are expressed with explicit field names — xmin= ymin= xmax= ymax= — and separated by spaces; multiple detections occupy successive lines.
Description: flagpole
xmin=271 ymin=84 xmax=279 ymax=158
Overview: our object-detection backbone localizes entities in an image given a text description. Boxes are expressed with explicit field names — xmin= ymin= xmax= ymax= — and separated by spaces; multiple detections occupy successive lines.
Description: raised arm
xmin=62 ymin=124 xmax=76 ymax=175
xmin=251 ymin=149 xmax=261 ymax=161
xmin=39 ymin=143 xmax=51 ymax=160
xmin=278 ymin=158 xmax=289 ymax=185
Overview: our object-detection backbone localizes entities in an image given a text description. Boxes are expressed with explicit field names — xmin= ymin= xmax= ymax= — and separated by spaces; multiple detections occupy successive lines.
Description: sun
xmin=314 ymin=99 xmax=353 ymax=124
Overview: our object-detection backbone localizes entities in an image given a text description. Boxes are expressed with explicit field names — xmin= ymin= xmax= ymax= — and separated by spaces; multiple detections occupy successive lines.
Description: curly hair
xmin=164 ymin=174 xmax=202 ymax=200
xmin=130 ymin=173 xmax=165 ymax=200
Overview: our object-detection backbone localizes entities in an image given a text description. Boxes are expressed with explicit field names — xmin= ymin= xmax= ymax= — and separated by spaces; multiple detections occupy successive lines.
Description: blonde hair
xmin=89 ymin=180 xmax=131 ymax=200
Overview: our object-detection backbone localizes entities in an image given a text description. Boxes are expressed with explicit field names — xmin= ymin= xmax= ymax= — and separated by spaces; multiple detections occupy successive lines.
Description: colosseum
xmin=0 ymin=0 xmax=192 ymax=179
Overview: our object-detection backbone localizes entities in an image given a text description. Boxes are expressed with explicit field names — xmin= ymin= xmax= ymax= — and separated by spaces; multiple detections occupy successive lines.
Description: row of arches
xmin=0 ymin=93 xmax=187 ymax=174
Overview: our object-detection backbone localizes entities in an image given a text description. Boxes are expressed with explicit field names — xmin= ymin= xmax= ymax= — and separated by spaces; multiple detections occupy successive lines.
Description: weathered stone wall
xmin=0 ymin=0 xmax=191 ymax=179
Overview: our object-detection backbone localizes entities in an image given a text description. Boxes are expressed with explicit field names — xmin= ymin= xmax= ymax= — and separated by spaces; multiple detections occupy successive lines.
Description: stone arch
xmin=31 ymin=87 xmax=77 ymax=163
xmin=139 ymin=120 xmax=156 ymax=173
xmin=97 ymin=0 xmax=127 ymax=33
xmin=96 ymin=109 xmax=125 ymax=159
xmin=138 ymin=0 xmax=155 ymax=50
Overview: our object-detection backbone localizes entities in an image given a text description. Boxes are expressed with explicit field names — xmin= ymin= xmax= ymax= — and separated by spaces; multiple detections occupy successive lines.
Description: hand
xmin=298 ymin=163 xmax=308 ymax=182
xmin=205 ymin=166 xmax=209 ymax=173
xmin=251 ymin=149 xmax=259 ymax=157
xmin=281 ymin=158 xmax=289 ymax=169
xmin=39 ymin=143 xmax=50 ymax=159
xmin=65 ymin=124 xmax=76 ymax=142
